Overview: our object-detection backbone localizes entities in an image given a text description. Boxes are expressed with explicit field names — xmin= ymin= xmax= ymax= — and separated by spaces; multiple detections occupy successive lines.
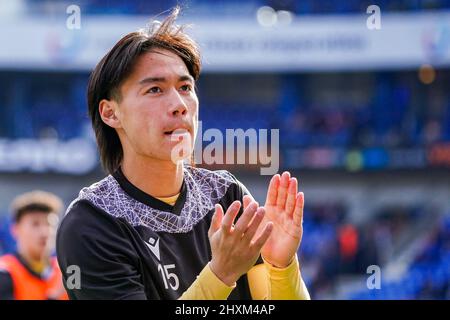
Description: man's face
xmin=110 ymin=49 xmax=199 ymax=163
xmin=13 ymin=212 xmax=58 ymax=259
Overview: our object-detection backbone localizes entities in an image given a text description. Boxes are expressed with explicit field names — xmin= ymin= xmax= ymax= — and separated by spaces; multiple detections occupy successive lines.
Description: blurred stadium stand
xmin=0 ymin=0 xmax=449 ymax=299
xmin=17 ymin=0 xmax=450 ymax=16
xmin=347 ymin=214 xmax=450 ymax=299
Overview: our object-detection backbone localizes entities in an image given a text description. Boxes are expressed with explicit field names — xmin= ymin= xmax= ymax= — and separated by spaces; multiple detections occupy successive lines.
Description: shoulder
xmin=0 ymin=254 xmax=15 ymax=272
xmin=184 ymin=165 xmax=251 ymax=202
xmin=58 ymin=198 xmax=125 ymax=243
xmin=60 ymin=199 xmax=112 ymax=231
xmin=184 ymin=165 xmax=244 ymax=194
xmin=56 ymin=198 xmax=138 ymax=275
xmin=0 ymin=267 xmax=12 ymax=279
xmin=0 ymin=267 xmax=13 ymax=299
xmin=60 ymin=174 xmax=126 ymax=231
xmin=56 ymin=196 xmax=131 ymax=261
xmin=184 ymin=165 xmax=238 ymax=183
xmin=0 ymin=255 xmax=14 ymax=298
xmin=67 ymin=175 xmax=121 ymax=214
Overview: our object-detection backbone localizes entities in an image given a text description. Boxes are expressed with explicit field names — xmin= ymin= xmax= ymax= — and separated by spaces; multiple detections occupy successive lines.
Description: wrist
xmin=209 ymin=261 xmax=238 ymax=287
xmin=262 ymin=254 xmax=295 ymax=269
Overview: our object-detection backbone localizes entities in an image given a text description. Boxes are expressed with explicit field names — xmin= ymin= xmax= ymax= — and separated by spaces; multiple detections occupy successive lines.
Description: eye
xmin=146 ymin=87 xmax=162 ymax=94
xmin=180 ymin=84 xmax=192 ymax=92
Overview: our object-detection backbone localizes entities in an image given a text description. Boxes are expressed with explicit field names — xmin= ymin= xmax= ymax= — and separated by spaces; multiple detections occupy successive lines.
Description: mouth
xmin=39 ymin=239 xmax=48 ymax=247
xmin=164 ymin=127 xmax=190 ymax=136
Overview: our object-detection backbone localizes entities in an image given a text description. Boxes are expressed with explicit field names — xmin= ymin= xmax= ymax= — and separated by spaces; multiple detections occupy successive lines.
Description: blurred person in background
xmin=0 ymin=191 xmax=68 ymax=300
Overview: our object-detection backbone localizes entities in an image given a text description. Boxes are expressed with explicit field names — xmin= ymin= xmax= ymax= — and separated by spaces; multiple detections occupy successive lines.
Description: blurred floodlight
xmin=418 ymin=64 xmax=436 ymax=85
xmin=277 ymin=10 xmax=294 ymax=26
xmin=256 ymin=6 xmax=277 ymax=27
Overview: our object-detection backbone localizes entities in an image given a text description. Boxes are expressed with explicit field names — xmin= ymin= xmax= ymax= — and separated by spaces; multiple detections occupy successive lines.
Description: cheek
xmin=19 ymin=226 xmax=37 ymax=243
xmin=191 ymin=98 xmax=199 ymax=132
xmin=122 ymin=106 xmax=160 ymax=139
xmin=190 ymin=94 xmax=199 ymax=113
xmin=142 ymin=116 xmax=161 ymax=138
xmin=28 ymin=225 xmax=42 ymax=237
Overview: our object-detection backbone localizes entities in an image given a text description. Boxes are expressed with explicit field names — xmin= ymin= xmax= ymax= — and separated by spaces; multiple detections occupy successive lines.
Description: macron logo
xmin=145 ymin=237 xmax=160 ymax=261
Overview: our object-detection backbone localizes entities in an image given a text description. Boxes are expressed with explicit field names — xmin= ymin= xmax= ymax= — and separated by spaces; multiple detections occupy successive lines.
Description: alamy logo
xmin=366 ymin=5 xmax=381 ymax=30
xmin=366 ymin=265 xmax=381 ymax=289
xmin=145 ymin=237 xmax=161 ymax=261
xmin=66 ymin=265 xmax=81 ymax=290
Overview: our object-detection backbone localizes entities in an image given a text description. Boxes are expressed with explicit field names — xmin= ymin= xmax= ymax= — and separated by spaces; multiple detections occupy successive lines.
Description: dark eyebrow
xmin=179 ymin=75 xmax=194 ymax=83
xmin=138 ymin=75 xmax=194 ymax=85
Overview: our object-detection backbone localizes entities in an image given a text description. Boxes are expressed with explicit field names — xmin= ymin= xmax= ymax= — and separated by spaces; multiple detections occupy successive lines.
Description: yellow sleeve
xmin=248 ymin=254 xmax=311 ymax=300
xmin=159 ymin=195 xmax=236 ymax=299
xmin=178 ymin=262 xmax=236 ymax=300
xmin=247 ymin=263 xmax=270 ymax=299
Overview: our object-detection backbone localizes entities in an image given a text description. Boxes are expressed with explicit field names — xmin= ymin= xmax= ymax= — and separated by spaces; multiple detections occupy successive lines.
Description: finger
xmin=250 ymin=221 xmax=273 ymax=250
xmin=243 ymin=195 xmax=253 ymax=210
xmin=221 ymin=201 xmax=242 ymax=233
xmin=293 ymin=192 xmax=304 ymax=227
xmin=285 ymin=177 xmax=298 ymax=216
xmin=242 ymin=207 xmax=266 ymax=243
xmin=276 ymin=171 xmax=290 ymax=210
xmin=265 ymin=174 xmax=280 ymax=206
xmin=208 ymin=204 xmax=224 ymax=238
xmin=234 ymin=202 xmax=258 ymax=235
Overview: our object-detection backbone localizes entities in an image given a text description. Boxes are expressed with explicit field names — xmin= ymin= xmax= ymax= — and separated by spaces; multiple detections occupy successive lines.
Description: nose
xmin=40 ymin=224 xmax=51 ymax=237
xmin=168 ymin=89 xmax=188 ymax=117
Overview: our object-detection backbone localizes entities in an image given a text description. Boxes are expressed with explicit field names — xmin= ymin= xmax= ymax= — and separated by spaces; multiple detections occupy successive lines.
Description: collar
xmin=112 ymin=167 xmax=187 ymax=216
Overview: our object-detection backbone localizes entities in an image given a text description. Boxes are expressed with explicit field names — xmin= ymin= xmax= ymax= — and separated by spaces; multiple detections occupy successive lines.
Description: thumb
xmin=208 ymin=204 xmax=224 ymax=238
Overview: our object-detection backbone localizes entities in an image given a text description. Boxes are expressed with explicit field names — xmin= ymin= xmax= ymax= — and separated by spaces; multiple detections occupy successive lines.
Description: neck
xmin=17 ymin=247 xmax=47 ymax=269
xmin=121 ymin=154 xmax=184 ymax=198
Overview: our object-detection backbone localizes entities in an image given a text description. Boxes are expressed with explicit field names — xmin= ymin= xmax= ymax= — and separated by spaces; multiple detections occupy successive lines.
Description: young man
xmin=0 ymin=191 xmax=68 ymax=300
xmin=56 ymin=8 xmax=310 ymax=300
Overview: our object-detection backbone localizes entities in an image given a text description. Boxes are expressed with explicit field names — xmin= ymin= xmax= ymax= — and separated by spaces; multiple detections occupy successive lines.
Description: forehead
xmin=17 ymin=211 xmax=52 ymax=222
xmin=129 ymin=49 xmax=189 ymax=82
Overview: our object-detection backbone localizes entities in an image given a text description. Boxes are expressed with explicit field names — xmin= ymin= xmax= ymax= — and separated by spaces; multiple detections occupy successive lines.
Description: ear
xmin=99 ymin=99 xmax=122 ymax=129
xmin=10 ymin=223 xmax=18 ymax=240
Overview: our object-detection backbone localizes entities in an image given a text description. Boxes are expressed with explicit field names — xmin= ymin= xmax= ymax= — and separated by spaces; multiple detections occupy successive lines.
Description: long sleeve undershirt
xmin=156 ymin=195 xmax=310 ymax=300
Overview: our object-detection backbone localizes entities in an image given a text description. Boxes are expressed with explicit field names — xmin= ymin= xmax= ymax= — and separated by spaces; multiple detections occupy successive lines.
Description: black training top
xmin=56 ymin=165 xmax=262 ymax=300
